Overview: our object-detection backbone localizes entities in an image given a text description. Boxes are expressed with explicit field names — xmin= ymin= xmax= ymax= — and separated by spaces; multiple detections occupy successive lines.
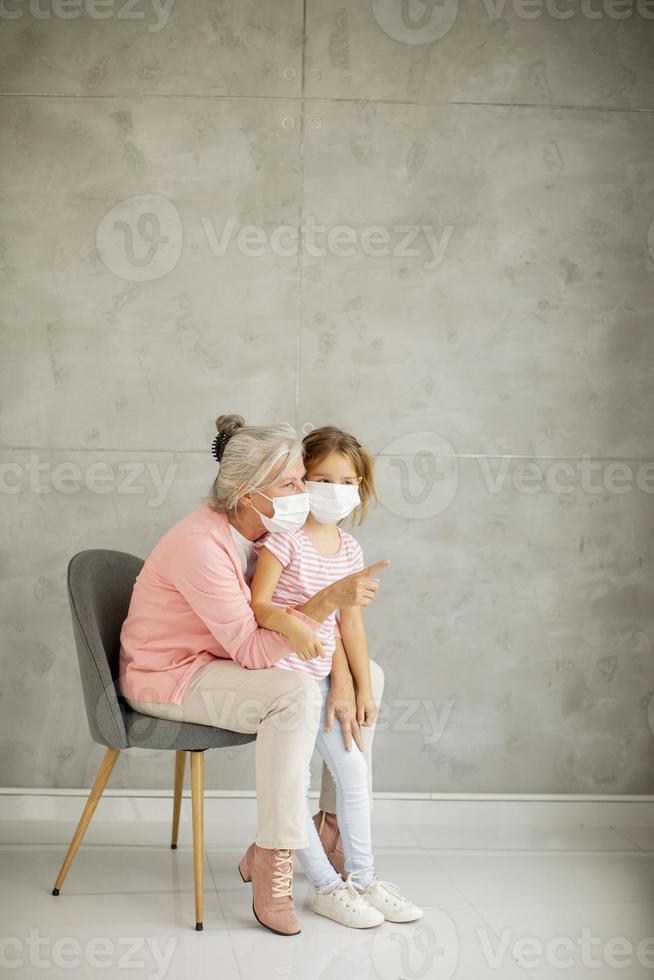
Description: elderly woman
xmin=118 ymin=414 xmax=387 ymax=936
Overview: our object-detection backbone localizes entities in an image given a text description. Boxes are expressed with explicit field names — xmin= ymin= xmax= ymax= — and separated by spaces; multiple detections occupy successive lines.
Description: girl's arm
xmin=249 ymin=546 xmax=295 ymax=634
xmin=250 ymin=547 xmax=325 ymax=661
xmin=338 ymin=605 xmax=378 ymax=726
xmin=338 ymin=605 xmax=373 ymax=693
xmin=323 ymin=635 xmax=366 ymax=753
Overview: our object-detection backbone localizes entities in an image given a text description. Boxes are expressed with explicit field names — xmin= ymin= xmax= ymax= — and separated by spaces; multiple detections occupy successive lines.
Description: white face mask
xmin=306 ymin=481 xmax=361 ymax=524
xmin=251 ymin=490 xmax=310 ymax=534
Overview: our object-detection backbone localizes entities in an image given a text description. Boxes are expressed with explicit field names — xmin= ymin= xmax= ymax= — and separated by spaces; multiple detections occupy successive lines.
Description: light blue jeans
xmin=294 ymin=674 xmax=376 ymax=891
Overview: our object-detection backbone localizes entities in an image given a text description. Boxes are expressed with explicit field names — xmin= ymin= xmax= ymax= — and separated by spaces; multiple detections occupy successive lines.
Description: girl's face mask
xmin=251 ymin=490 xmax=310 ymax=533
xmin=305 ymin=480 xmax=360 ymax=524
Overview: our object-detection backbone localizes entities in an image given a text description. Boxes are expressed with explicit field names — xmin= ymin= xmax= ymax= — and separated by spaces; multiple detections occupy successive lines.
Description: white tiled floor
xmin=2 ymin=814 xmax=653 ymax=979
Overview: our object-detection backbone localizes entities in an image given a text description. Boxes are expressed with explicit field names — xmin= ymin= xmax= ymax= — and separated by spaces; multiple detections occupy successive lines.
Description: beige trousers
xmin=125 ymin=658 xmax=384 ymax=849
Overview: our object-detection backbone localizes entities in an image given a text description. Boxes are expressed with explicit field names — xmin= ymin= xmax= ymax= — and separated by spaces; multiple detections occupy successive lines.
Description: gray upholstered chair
xmin=51 ymin=548 xmax=256 ymax=931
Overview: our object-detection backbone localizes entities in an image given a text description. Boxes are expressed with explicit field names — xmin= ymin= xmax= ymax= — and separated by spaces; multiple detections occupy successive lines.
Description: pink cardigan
xmin=118 ymin=502 xmax=324 ymax=705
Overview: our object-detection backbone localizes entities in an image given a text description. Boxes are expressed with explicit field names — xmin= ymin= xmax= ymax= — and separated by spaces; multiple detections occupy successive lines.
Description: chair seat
xmin=121 ymin=702 xmax=257 ymax=751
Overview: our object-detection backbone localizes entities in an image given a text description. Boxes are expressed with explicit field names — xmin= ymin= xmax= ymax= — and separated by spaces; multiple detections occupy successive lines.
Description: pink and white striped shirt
xmin=257 ymin=527 xmax=365 ymax=680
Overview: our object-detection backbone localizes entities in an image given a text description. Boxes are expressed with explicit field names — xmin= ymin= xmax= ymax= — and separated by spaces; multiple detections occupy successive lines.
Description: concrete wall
xmin=1 ymin=0 xmax=653 ymax=792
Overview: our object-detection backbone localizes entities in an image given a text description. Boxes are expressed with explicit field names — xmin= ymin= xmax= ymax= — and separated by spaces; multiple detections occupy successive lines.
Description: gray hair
xmin=206 ymin=413 xmax=303 ymax=513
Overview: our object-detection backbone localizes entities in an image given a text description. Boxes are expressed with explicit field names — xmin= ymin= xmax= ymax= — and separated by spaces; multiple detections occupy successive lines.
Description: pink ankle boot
xmin=238 ymin=843 xmax=301 ymax=936
xmin=312 ymin=810 xmax=346 ymax=879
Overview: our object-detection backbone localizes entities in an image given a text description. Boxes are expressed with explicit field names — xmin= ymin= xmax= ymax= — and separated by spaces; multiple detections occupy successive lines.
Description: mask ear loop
xmin=249 ymin=502 xmax=267 ymax=521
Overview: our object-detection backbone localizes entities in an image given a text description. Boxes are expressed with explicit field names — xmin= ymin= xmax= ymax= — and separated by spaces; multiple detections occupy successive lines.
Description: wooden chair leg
xmin=52 ymin=746 xmax=121 ymax=895
xmin=190 ymin=750 xmax=205 ymax=931
xmin=171 ymin=750 xmax=186 ymax=849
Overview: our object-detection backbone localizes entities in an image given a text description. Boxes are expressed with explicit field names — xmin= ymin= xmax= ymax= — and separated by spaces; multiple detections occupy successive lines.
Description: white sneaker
xmin=310 ymin=876 xmax=385 ymax=928
xmin=349 ymin=870 xmax=424 ymax=923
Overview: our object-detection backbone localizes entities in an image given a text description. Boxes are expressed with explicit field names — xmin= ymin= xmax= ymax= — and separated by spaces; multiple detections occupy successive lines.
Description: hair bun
xmin=211 ymin=414 xmax=245 ymax=463
xmin=214 ymin=414 xmax=245 ymax=439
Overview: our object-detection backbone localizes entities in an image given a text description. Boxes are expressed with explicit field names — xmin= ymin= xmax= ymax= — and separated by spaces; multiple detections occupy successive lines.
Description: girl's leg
xmin=318 ymin=658 xmax=384 ymax=815
xmin=293 ymin=759 xmax=343 ymax=892
xmin=314 ymin=678 xmax=376 ymax=886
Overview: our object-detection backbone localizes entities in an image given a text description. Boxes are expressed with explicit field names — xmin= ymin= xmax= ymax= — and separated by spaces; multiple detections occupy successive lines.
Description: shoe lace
xmin=331 ymin=876 xmax=366 ymax=909
xmin=271 ymin=848 xmax=293 ymax=898
xmin=348 ymin=870 xmax=402 ymax=900
xmin=376 ymin=879 xmax=402 ymax=898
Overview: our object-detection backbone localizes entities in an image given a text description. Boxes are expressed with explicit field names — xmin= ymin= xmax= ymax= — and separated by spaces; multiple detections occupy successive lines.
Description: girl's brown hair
xmin=302 ymin=425 xmax=379 ymax=527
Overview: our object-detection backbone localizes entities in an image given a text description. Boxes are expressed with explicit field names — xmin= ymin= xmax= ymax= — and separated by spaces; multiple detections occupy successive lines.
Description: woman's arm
xmin=250 ymin=547 xmax=325 ymax=661
xmin=168 ymin=532 xmax=389 ymax=670
xmin=169 ymin=533 xmax=322 ymax=669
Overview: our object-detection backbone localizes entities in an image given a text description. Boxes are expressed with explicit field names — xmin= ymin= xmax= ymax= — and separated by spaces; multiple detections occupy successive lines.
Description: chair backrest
xmin=67 ymin=549 xmax=144 ymax=749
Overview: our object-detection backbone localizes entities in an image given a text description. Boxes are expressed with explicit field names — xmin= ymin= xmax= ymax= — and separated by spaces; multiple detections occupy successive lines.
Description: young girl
xmin=249 ymin=425 xmax=423 ymax=929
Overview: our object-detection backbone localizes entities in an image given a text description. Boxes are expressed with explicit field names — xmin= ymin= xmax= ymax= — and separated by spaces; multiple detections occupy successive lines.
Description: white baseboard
xmin=1 ymin=790 xmax=653 ymax=833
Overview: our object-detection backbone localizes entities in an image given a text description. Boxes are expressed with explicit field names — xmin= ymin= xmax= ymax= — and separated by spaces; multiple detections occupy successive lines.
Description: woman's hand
xmin=356 ymin=687 xmax=378 ymax=727
xmin=324 ymin=675 xmax=365 ymax=753
xmin=287 ymin=621 xmax=325 ymax=661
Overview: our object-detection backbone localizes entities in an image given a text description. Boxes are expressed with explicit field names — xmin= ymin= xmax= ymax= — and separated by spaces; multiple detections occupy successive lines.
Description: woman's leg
xmin=124 ymin=659 xmax=322 ymax=849
xmin=318 ymin=658 xmax=384 ymax=816
xmin=314 ymin=677 xmax=376 ymax=886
